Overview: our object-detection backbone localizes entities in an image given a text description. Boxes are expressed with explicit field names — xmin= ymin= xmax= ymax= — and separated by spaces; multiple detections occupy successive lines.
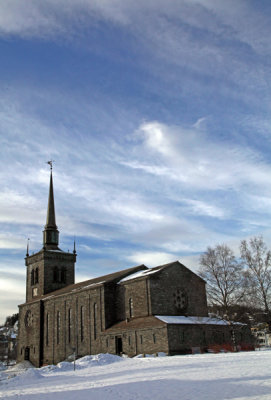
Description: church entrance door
xmin=24 ymin=347 xmax=30 ymax=360
xmin=115 ymin=336 xmax=123 ymax=355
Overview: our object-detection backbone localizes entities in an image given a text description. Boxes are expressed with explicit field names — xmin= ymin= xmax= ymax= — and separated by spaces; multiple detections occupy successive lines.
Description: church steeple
xmin=43 ymin=161 xmax=59 ymax=249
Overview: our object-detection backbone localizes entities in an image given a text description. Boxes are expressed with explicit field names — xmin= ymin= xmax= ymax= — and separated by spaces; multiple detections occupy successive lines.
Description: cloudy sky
xmin=1 ymin=0 xmax=271 ymax=323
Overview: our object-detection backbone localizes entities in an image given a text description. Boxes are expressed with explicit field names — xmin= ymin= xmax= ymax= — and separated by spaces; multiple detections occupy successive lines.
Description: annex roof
xmin=104 ymin=316 xmax=167 ymax=332
xmin=156 ymin=315 xmax=245 ymax=326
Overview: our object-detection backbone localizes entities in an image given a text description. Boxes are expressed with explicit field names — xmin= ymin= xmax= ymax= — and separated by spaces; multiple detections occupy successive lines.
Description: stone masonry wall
xmin=149 ymin=263 xmax=208 ymax=317
xmin=17 ymin=301 xmax=42 ymax=367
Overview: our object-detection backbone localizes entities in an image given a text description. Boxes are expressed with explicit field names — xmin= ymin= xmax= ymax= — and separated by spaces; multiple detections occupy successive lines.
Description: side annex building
xmin=17 ymin=170 xmax=253 ymax=367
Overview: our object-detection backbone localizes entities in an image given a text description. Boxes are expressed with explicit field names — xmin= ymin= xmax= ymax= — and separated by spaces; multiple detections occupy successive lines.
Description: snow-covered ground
xmin=1 ymin=351 xmax=271 ymax=400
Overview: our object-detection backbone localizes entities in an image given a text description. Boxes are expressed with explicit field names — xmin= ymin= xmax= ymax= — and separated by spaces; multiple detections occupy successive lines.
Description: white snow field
xmin=1 ymin=351 xmax=271 ymax=400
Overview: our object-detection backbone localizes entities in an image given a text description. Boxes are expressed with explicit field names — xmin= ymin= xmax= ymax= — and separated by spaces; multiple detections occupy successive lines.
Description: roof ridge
xmin=40 ymin=264 xmax=147 ymax=300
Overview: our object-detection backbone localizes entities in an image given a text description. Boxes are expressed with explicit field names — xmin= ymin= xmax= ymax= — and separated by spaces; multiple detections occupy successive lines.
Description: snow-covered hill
xmin=1 ymin=351 xmax=271 ymax=400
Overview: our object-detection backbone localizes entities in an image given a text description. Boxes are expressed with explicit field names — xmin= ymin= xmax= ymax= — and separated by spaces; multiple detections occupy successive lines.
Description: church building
xmin=17 ymin=168 xmax=253 ymax=367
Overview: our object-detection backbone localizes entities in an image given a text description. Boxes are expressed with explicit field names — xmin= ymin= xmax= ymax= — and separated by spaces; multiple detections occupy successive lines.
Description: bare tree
xmin=240 ymin=236 xmax=271 ymax=330
xmin=199 ymin=244 xmax=246 ymax=317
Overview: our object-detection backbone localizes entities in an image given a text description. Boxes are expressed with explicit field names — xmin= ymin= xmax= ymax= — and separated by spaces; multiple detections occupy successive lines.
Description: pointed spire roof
xmin=43 ymin=162 xmax=59 ymax=249
xmin=45 ymin=169 xmax=57 ymax=230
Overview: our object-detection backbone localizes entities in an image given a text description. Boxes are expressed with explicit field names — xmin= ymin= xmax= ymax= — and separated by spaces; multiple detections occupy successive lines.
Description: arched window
xmin=68 ymin=308 xmax=72 ymax=343
xmin=31 ymin=270 xmax=34 ymax=286
xmin=80 ymin=306 xmax=84 ymax=342
xmin=57 ymin=311 xmax=60 ymax=344
xmin=46 ymin=313 xmax=49 ymax=346
xmin=93 ymin=303 xmax=97 ymax=340
xmin=35 ymin=268 xmax=39 ymax=284
xmin=129 ymin=298 xmax=134 ymax=318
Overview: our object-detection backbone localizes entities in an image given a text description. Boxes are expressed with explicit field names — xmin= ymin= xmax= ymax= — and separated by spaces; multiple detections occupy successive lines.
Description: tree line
xmin=198 ymin=236 xmax=271 ymax=330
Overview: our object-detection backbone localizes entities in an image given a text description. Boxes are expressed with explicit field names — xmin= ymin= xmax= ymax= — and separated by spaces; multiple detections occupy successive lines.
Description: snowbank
xmin=1 ymin=351 xmax=271 ymax=400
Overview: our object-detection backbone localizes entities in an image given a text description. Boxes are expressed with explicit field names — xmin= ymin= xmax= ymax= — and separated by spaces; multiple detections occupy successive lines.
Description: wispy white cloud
xmin=123 ymin=121 xmax=271 ymax=193
xmin=126 ymin=251 xmax=177 ymax=267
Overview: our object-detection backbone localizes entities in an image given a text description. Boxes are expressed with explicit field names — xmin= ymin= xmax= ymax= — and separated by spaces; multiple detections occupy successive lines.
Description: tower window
xmin=35 ymin=268 xmax=39 ymax=284
xmin=31 ymin=270 xmax=34 ymax=286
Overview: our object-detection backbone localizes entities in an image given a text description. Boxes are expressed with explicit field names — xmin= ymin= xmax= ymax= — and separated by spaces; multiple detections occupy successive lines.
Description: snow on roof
xmin=74 ymin=281 xmax=106 ymax=291
xmin=119 ymin=268 xmax=162 ymax=283
xmin=155 ymin=315 xmax=244 ymax=326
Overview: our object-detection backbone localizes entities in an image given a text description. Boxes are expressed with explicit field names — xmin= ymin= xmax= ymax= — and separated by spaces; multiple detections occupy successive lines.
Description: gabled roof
xmin=40 ymin=264 xmax=147 ymax=301
xmin=119 ymin=260 xmax=205 ymax=284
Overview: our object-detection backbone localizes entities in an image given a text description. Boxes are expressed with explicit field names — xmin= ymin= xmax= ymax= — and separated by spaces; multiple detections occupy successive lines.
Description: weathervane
xmin=46 ymin=160 xmax=54 ymax=170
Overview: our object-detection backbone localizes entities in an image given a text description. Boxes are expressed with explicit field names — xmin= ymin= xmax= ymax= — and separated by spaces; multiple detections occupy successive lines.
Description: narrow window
xmin=93 ymin=303 xmax=97 ymax=340
xmin=31 ymin=270 xmax=34 ymax=286
xmin=57 ymin=311 xmax=60 ymax=344
xmin=80 ymin=306 xmax=84 ymax=342
xmin=140 ymin=335 xmax=143 ymax=344
xmin=61 ymin=268 xmax=66 ymax=283
xmin=68 ymin=308 xmax=72 ymax=343
xmin=46 ymin=313 xmax=49 ymax=346
xmin=35 ymin=267 xmax=39 ymax=284
xmin=106 ymin=338 xmax=109 ymax=347
xmin=129 ymin=298 xmax=134 ymax=318
xmin=128 ymin=336 xmax=131 ymax=346
xmin=53 ymin=267 xmax=58 ymax=283
xmin=153 ymin=334 xmax=156 ymax=344
xmin=180 ymin=330 xmax=185 ymax=343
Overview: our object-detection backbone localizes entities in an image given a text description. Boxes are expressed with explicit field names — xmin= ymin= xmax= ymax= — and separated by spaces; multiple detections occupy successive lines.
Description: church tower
xmin=25 ymin=163 xmax=76 ymax=302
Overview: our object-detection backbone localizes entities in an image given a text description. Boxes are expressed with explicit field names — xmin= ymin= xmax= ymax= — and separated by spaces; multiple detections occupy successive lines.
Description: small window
xmin=128 ymin=298 xmax=134 ymax=318
xmin=106 ymin=338 xmax=109 ymax=347
xmin=140 ymin=335 xmax=143 ymax=344
xmin=32 ymin=287 xmax=38 ymax=297
xmin=128 ymin=336 xmax=131 ymax=346
xmin=153 ymin=334 xmax=156 ymax=344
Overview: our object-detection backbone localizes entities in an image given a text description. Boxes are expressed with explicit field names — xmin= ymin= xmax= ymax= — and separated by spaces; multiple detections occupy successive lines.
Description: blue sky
xmin=1 ymin=0 xmax=271 ymax=323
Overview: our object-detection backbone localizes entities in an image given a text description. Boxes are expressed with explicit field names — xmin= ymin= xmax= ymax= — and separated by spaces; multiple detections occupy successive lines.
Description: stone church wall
xmin=42 ymin=286 xmax=105 ymax=365
xmin=101 ymin=326 xmax=169 ymax=357
xmin=149 ymin=263 xmax=208 ymax=317
xmin=17 ymin=301 xmax=42 ymax=367
xmin=119 ymin=279 xmax=150 ymax=320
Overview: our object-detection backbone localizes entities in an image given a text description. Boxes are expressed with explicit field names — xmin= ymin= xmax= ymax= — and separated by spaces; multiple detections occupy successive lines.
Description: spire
xmin=26 ymin=238 xmax=30 ymax=257
xmin=43 ymin=161 xmax=59 ymax=249
xmin=73 ymin=237 xmax=76 ymax=254
xmin=45 ymin=167 xmax=57 ymax=229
